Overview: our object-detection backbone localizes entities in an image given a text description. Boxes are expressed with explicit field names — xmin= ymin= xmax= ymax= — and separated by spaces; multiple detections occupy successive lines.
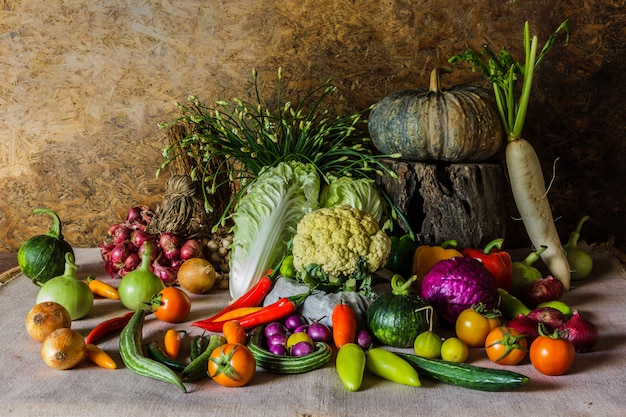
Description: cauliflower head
xmin=292 ymin=205 xmax=391 ymax=280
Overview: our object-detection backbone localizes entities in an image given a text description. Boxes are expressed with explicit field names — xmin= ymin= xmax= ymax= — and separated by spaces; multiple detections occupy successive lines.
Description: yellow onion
xmin=26 ymin=302 xmax=72 ymax=342
xmin=41 ymin=328 xmax=86 ymax=370
xmin=177 ymin=257 xmax=216 ymax=294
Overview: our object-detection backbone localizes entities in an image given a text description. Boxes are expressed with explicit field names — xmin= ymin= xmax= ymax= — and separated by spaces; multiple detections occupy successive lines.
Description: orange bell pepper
xmin=412 ymin=239 xmax=463 ymax=280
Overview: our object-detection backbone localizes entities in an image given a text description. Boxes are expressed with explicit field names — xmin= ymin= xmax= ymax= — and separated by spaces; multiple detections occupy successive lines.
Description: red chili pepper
xmin=192 ymin=291 xmax=310 ymax=333
xmin=84 ymin=311 xmax=134 ymax=345
xmin=462 ymin=238 xmax=513 ymax=291
xmin=194 ymin=269 xmax=277 ymax=326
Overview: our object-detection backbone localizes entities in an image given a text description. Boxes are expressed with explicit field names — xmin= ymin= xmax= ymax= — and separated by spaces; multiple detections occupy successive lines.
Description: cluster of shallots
xmin=99 ymin=206 xmax=206 ymax=285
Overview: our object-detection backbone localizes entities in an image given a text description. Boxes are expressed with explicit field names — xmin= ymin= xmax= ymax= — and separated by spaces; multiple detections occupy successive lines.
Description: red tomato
xmin=152 ymin=287 xmax=191 ymax=323
xmin=529 ymin=335 xmax=576 ymax=376
xmin=208 ymin=343 xmax=256 ymax=387
xmin=455 ymin=305 xmax=502 ymax=348
xmin=484 ymin=326 xmax=528 ymax=365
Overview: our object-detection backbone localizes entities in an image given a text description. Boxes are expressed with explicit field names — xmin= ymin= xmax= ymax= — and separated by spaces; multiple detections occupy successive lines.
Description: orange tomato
xmin=208 ymin=343 xmax=256 ymax=387
xmin=485 ymin=326 xmax=528 ymax=365
xmin=152 ymin=287 xmax=191 ymax=323
xmin=530 ymin=335 xmax=576 ymax=376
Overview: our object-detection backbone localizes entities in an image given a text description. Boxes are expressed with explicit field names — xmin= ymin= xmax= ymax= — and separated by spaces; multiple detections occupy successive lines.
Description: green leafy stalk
xmin=157 ymin=68 xmax=402 ymax=231
xmin=448 ymin=20 xmax=569 ymax=140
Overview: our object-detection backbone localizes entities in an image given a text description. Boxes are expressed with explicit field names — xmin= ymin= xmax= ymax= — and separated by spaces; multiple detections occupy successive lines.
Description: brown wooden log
xmin=377 ymin=158 xmax=507 ymax=248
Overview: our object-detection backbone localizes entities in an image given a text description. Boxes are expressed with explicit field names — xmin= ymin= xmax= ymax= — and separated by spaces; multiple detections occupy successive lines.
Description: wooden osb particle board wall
xmin=1 ymin=0 xmax=625 ymax=251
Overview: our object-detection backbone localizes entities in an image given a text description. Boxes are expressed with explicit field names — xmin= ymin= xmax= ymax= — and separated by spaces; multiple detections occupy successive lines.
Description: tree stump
xmin=377 ymin=158 xmax=507 ymax=248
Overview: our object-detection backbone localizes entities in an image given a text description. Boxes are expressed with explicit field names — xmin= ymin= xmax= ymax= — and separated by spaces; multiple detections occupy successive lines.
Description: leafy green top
xmin=448 ymin=21 xmax=569 ymax=140
xmin=157 ymin=68 xmax=401 ymax=231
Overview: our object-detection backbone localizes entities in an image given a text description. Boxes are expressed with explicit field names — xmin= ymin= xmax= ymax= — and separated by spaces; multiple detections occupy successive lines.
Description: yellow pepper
xmin=412 ymin=239 xmax=463 ymax=281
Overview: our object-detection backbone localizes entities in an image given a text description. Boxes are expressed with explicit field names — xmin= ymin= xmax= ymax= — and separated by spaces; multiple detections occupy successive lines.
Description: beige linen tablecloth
xmin=1 ymin=247 xmax=625 ymax=417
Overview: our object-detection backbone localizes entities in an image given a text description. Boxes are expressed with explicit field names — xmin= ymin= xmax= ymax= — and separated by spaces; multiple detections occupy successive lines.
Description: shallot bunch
xmin=99 ymin=206 xmax=205 ymax=285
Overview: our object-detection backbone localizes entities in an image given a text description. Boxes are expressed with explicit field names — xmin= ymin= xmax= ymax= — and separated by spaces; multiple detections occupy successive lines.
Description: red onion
xmin=126 ymin=206 xmax=143 ymax=224
xmin=159 ymin=233 xmax=181 ymax=261
xmin=527 ymin=306 xmax=567 ymax=330
xmin=521 ymin=275 xmax=565 ymax=308
xmin=131 ymin=229 xmax=156 ymax=249
xmin=180 ymin=239 xmax=204 ymax=260
xmin=557 ymin=310 xmax=600 ymax=352
xmin=507 ymin=313 xmax=541 ymax=344
xmin=108 ymin=224 xmax=132 ymax=245
xmin=152 ymin=259 xmax=178 ymax=286
xmin=139 ymin=241 xmax=160 ymax=262
xmin=124 ymin=253 xmax=141 ymax=270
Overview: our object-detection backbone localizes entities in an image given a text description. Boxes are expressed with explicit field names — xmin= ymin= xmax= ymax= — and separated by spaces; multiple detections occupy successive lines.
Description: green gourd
xmin=368 ymin=67 xmax=504 ymax=162
xmin=36 ymin=252 xmax=94 ymax=320
xmin=18 ymin=208 xmax=74 ymax=286
xmin=366 ymin=274 xmax=436 ymax=348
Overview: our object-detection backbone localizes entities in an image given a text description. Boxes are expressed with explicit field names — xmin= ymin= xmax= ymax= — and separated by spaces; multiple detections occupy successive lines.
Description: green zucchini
xmin=397 ymin=352 xmax=529 ymax=391
xmin=119 ymin=310 xmax=187 ymax=393
xmin=247 ymin=325 xmax=332 ymax=374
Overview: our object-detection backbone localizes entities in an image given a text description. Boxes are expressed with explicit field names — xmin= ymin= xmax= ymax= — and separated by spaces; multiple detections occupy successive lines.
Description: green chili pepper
xmin=336 ymin=343 xmax=366 ymax=392
xmin=365 ymin=347 xmax=421 ymax=387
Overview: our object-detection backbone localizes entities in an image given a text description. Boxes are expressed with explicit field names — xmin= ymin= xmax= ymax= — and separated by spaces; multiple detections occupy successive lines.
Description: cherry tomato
xmin=530 ymin=334 xmax=576 ymax=375
xmin=484 ymin=326 xmax=528 ymax=365
xmin=208 ymin=343 xmax=256 ymax=387
xmin=455 ymin=304 xmax=502 ymax=348
xmin=440 ymin=337 xmax=469 ymax=363
xmin=151 ymin=287 xmax=191 ymax=323
xmin=413 ymin=331 xmax=443 ymax=359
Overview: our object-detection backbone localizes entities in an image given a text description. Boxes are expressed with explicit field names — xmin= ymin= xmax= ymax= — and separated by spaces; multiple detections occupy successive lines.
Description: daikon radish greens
xmin=449 ymin=21 xmax=572 ymax=289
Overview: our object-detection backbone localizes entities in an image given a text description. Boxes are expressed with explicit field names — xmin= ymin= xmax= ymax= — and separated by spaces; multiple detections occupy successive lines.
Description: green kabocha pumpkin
xmin=368 ymin=67 xmax=504 ymax=162
xmin=366 ymin=274 xmax=436 ymax=348
xmin=18 ymin=208 xmax=74 ymax=286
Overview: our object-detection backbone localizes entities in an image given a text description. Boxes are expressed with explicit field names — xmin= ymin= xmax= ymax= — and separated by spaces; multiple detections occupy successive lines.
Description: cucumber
xmin=247 ymin=325 xmax=332 ymax=374
xmin=397 ymin=352 xmax=529 ymax=391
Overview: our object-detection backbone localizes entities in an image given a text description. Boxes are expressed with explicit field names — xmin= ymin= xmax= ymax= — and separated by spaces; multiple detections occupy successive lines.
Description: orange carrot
xmin=85 ymin=344 xmax=117 ymax=369
xmin=332 ymin=302 xmax=357 ymax=349
xmin=163 ymin=329 xmax=183 ymax=359
xmin=222 ymin=320 xmax=247 ymax=345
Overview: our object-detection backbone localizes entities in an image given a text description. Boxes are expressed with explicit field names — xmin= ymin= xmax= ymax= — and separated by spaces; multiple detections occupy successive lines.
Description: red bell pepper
xmin=462 ymin=238 xmax=513 ymax=291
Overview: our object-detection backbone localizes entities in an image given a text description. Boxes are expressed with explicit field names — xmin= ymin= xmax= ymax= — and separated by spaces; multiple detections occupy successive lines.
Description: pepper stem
xmin=483 ymin=238 xmax=504 ymax=255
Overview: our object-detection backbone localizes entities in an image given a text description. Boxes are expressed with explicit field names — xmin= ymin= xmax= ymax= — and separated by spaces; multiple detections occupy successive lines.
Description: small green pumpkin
xmin=18 ymin=208 xmax=74 ymax=286
xmin=368 ymin=67 xmax=504 ymax=162
xmin=366 ymin=274 xmax=436 ymax=348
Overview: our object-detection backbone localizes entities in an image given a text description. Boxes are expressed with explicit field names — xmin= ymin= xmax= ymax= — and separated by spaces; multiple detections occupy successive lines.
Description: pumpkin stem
xmin=429 ymin=67 xmax=452 ymax=93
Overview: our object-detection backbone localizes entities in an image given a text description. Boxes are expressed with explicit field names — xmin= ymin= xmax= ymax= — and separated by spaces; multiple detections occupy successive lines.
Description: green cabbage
xmin=319 ymin=176 xmax=386 ymax=223
xmin=229 ymin=161 xmax=321 ymax=300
